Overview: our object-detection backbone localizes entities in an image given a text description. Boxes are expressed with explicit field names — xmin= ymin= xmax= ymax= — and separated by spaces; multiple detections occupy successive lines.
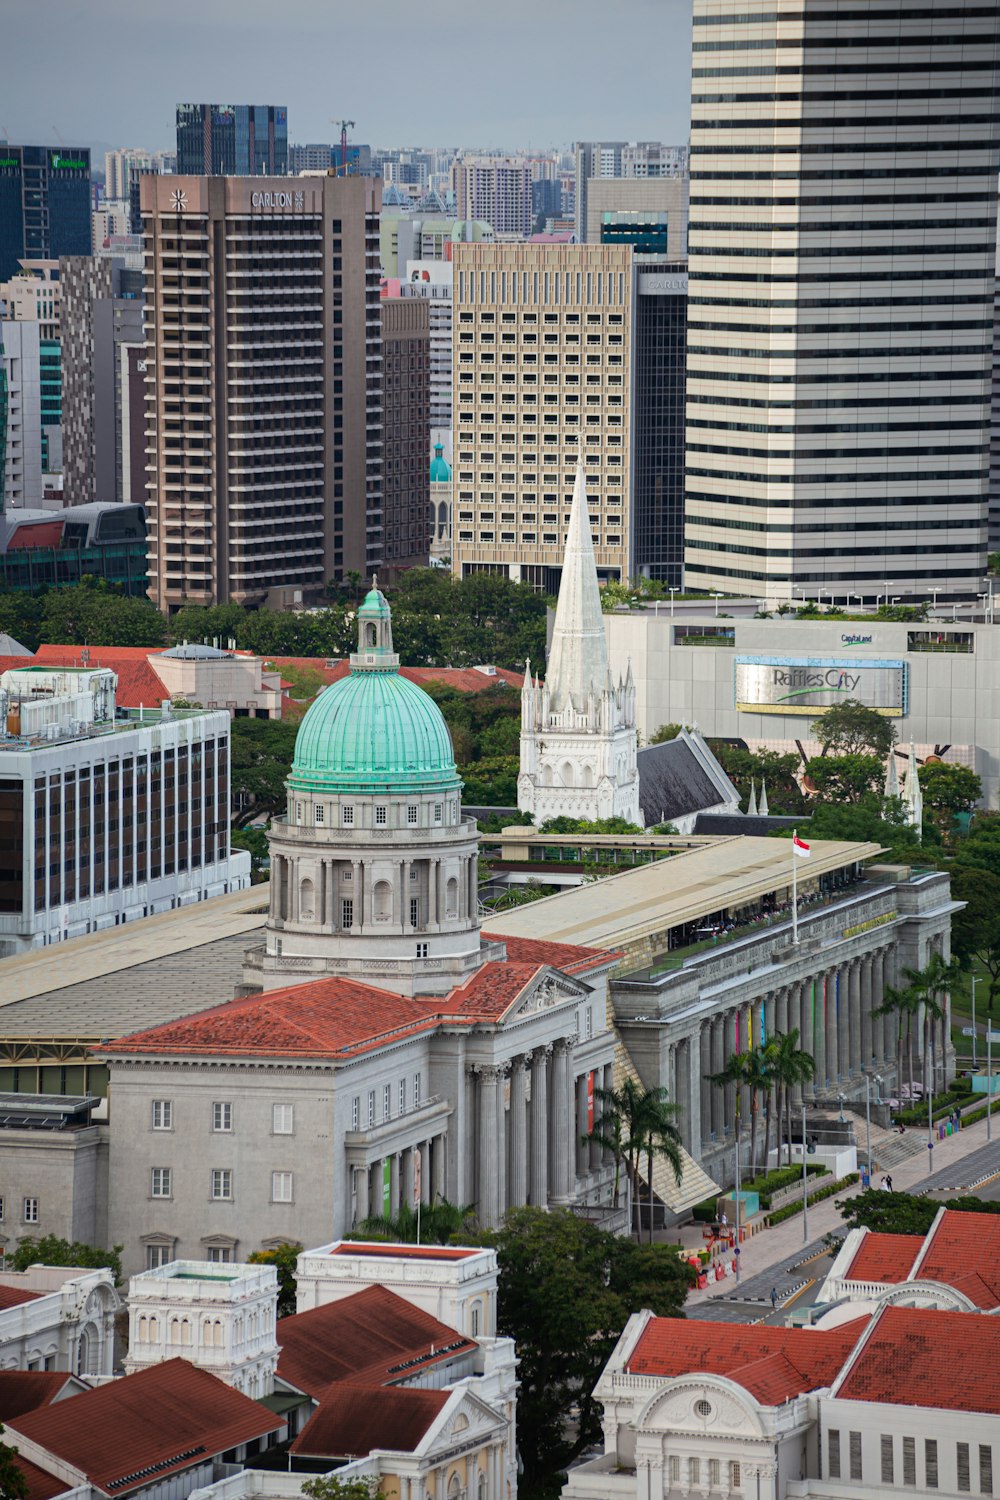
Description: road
xmin=922 ymin=1139 xmax=1000 ymax=1196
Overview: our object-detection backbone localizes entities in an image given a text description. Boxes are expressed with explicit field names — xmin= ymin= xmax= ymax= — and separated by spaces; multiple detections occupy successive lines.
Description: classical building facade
xmin=518 ymin=463 xmax=640 ymax=825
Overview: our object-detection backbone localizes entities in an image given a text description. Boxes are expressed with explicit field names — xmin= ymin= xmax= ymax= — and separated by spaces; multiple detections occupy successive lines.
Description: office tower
xmin=450 ymin=242 xmax=634 ymax=589
xmin=574 ymin=142 xmax=688 ymax=242
xmin=61 ymin=256 xmax=144 ymax=505
xmin=92 ymin=200 xmax=132 ymax=250
xmin=379 ymin=212 xmax=493 ymax=277
xmin=104 ymin=149 xmax=154 ymax=201
xmin=991 ymin=250 xmax=1000 ymax=552
xmin=402 ymin=261 xmax=454 ymax=431
xmin=452 ymin=157 xmax=532 ymax=238
xmin=531 ymin=179 xmax=562 ymax=227
xmin=0 ymin=322 xmax=43 ymax=508
xmin=683 ymin=0 xmax=1000 ymax=602
xmin=0 ymin=147 xmax=91 ymax=282
xmin=380 ymin=294 xmax=431 ymax=573
xmin=632 ymin=263 xmax=688 ymax=585
xmin=175 ymin=105 xmax=288 ymax=176
xmin=0 ymin=261 xmax=63 ymax=477
xmin=141 ymin=173 xmax=381 ymax=611
xmin=585 ymin=177 xmax=688 ymax=256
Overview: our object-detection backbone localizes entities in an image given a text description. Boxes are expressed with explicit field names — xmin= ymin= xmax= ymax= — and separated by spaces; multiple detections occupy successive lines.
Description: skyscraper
xmin=380 ymin=294 xmax=431 ymax=574
xmin=141 ymin=172 xmax=381 ymax=610
xmin=175 ymin=105 xmax=288 ymax=176
xmin=0 ymin=147 xmax=91 ymax=282
xmin=452 ymin=157 xmax=532 ymax=238
xmin=683 ymin=0 xmax=1000 ymax=602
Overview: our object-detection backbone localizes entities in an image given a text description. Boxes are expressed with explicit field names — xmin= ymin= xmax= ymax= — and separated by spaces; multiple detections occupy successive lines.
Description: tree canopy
xmin=811 ymin=699 xmax=897 ymax=759
xmin=302 ymin=1479 xmax=385 ymax=1500
xmin=804 ymin=753 xmax=884 ymax=804
xmin=478 ymin=1208 xmax=693 ymax=1484
xmin=6 ymin=1235 xmax=123 ymax=1285
xmin=839 ymin=1189 xmax=1000 ymax=1236
xmin=247 ymin=1242 xmax=301 ymax=1319
xmin=919 ymin=763 xmax=982 ymax=830
xmin=706 ymin=742 xmax=806 ymax=815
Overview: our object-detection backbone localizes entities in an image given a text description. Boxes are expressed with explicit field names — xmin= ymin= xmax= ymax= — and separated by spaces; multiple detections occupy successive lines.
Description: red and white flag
xmin=792 ymin=833 xmax=810 ymax=859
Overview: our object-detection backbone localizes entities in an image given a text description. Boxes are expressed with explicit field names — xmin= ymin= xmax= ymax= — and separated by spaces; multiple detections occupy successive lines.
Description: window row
xmin=291 ymin=802 xmax=459 ymax=829
xmin=352 ymin=1073 xmax=423 ymax=1130
xmin=152 ymin=1101 xmax=294 ymax=1134
xmin=150 ymin=1168 xmax=294 ymax=1203
xmin=0 ymin=1197 xmax=38 ymax=1224
xmin=829 ymin=1427 xmax=994 ymax=1494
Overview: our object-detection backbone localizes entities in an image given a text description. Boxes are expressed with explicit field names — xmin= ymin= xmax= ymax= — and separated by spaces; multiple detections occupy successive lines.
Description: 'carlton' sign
xmin=735 ymin=656 xmax=907 ymax=717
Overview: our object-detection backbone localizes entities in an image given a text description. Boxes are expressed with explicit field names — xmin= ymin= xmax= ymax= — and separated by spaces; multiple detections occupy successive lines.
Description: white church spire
xmin=545 ymin=461 xmax=610 ymax=714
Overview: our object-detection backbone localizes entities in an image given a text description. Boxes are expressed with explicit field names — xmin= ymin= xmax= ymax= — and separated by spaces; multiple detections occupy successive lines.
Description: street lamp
xmin=972 ymin=974 xmax=978 ymax=1070
xmin=801 ymin=1100 xmax=809 ymax=1244
xmin=712 ymin=592 xmax=724 ymax=617
xmin=669 ymin=585 xmax=679 ymax=617
xmin=864 ymin=1073 xmax=882 ymax=1183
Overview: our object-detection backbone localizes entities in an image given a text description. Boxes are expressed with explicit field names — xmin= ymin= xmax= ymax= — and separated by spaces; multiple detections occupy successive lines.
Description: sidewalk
xmin=683 ymin=1111 xmax=1000 ymax=1306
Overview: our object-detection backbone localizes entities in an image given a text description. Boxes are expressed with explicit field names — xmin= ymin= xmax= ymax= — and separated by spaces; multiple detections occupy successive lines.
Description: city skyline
xmin=5 ymin=0 xmax=693 ymax=155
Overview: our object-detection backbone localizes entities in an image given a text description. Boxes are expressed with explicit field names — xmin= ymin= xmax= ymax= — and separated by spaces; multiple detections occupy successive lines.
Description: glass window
xmin=271 ymin=1171 xmax=293 ymax=1203
xmin=375 ymin=806 xmax=387 ymax=825
xmin=314 ymin=805 xmax=325 ymax=825
xmin=152 ymin=1100 xmax=173 ymax=1130
xmin=151 ymin=1168 xmax=171 ymax=1198
xmin=342 ymin=897 xmax=354 ymax=928
xmin=398 ymin=1078 xmax=406 ymax=1113
xmin=407 ymin=805 xmax=418 ymax=824
xmin=207 ymin=1245 xmax=232 ymax=1264
xmin=828 ymin=1430 xmax=841 ymax=1480
xmin=367 ymin=1090 xmax=376 ymax=1127
xmin=0 ymin=1197 xmax=4 ymax=1221
xmin=342 ymin=806 xmax=354 ymax=825
xmin=146 ymin=1244 xmax=172 ymax=1269
xmin=212 ymin=1102 xmax=232 ymax=1132
xmin=352 ymin=1095 xmax=360 ymax=1129
xmin=383 ymin=1083 xmax=391 ymax=1119
xmin=23 ymin=1197 xmax=39 ymax=1223
xmin=211 ymin=1169 xmax=233 ymax=1200
xmin=414 ymin=1072 xmax=421 ymax=1106
xmin=272 ymin=1103 xmax=294 ymax=1135
xmin=434 ymin=804 xmax=442 ymax=823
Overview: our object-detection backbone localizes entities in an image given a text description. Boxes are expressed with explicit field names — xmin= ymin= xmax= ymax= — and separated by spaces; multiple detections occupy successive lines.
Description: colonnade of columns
xmin=270 ymin=851 xmax=476 ymax=933
xmin=692 ymin=944 xmax=904 ymax=1155
xmin=471 ymin=1045 xmax=615 ymax=1227
xmin=352 ymin=1130 xmax=448 ymax=1225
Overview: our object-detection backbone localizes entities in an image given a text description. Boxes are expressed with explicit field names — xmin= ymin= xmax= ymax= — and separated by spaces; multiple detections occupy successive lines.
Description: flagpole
xmin=792 ymin=829 xmax=799 ymax=945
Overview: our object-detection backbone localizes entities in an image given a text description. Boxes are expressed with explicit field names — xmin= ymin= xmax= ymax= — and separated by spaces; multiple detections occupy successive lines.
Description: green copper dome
xmin=287 ymin=584 xmax=461 ymax=795
xmin=429 ymin=442 xmax=451 ymax=483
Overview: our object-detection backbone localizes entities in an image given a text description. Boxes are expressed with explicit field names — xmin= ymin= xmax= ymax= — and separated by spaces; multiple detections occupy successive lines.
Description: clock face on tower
xmin=170 ymin=189 xmax=188 ymax=213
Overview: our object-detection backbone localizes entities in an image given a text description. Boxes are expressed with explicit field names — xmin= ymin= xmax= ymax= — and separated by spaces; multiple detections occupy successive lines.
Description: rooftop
xmin=835 ymin=1306 xmax=1000 ymax=1413
xmin=327 ymin=1242 xmax=480 ymax=1262
xmin=275 ymin=1286 xmax=475 ymax=1397
xmin=7 ymin=1358 xmax=280 ymax=1496
xmin=845 ymin=1233 xmax=920 ymax=1285
xmin=911 ymin=1209 xmax=1000 ymax=1308
xmin=0 ymin=1371 xmax=77 ymax=1424
xmin=291 ymin=1384 xmax=449 ymax=1461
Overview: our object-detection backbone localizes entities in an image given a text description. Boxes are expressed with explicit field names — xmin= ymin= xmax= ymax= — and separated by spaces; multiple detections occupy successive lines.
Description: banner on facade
xmin=383 ymin=1158 xmax=391 ymax=1215
xmin=413 ymin=1148 xmax=422 ymax=1206
xmin=587 ymin=1072 xmax=594 ymax=1132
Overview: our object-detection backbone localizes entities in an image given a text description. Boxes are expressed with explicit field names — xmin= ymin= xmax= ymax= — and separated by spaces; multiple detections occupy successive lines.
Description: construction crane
xmin=329 ymin=119 xmax=356 ymax=175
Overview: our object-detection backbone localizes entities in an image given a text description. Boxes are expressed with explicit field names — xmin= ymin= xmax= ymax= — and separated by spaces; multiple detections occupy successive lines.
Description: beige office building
xmin=584 ymin=177 xmax=688 ymax=258
xmin=451 ymin=242 xmax=634 ymax=589
xmin=141 ymin=173 xmax=382 ymax=612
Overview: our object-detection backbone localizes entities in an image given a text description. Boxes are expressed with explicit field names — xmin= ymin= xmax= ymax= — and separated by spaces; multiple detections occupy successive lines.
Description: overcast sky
xmin=6 ymin=0 xmax=692 ymax=159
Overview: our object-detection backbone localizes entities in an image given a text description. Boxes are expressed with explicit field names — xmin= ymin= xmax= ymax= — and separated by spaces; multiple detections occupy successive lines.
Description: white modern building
xmin=683 ymin=0 xmax=1000 ymax=601
xmin=452 ymin=157 xmax=532 ymax=239
xmin=518 ymin=463 xmax=641 ymax=825
xmin=0 ymin=320 xmax=43 ymax=509
xmin=403 ymin=259 xmax=453 ymax=429
xmin=0 ymin=664 xmax=250 ymax=954
xmin=604 ymin=608 xmax=1000 ymax=807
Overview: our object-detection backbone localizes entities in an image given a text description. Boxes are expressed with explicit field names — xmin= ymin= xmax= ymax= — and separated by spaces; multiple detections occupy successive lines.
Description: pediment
xmin=638 ymin=1377 xmax=766 ymax=1439
xmin=506 ymin=968 xmax=589 ymax=1022
xmin=419 ymin=1388 xmax=506 ymax=1458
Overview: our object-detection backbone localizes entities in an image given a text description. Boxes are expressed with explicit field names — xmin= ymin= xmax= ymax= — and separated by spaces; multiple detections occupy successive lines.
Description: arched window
xmin=202 ymin=1318 xmax=212 ymax=1345
xmin=470 ymin=1301 xmax=480 ymax=1337
xmin=181 ymin=1318 xmax=192 ymax=1346
xmin=298 ymin=877 xmax=315 ymax=921
xmin=561 ymin=761 xmax=574 ymax=788
xmin=149 ymin=1316 xmax=159 ymax=1341
xmin=374 ymin=880 xmax=392 ymax=921
xmin=138 ymin=1316 xmax=148 ymax=1342
xmin=581 ymin=764 xmax=594 ymax=788
xmin=366 ymin=622 xmax=377 ymax=648
xmin=446 ymin=877 xmax=458 ymax=918
xmin=214 ymin=1319 xmax=225 ymax=1347
xmin=542 ymin=764 xmax=553 ymax=787
xmin=168 ymin=1318 xmax=180 ymax=1345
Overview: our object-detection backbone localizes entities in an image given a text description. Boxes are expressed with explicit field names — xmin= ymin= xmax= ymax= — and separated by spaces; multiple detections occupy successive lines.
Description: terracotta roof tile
xmin=845 ymin=1232 xmax=920 ymax=1285
xmin=0 ymin=1286 xmax=44 ymax=1311
xmin=276 ymin=1286 xmax=474 ymax=1397
xmin=0 ymin=1371 xmax=75 ymax=1423
xmin=628 ymin=1317 xmax=868 ymax=1403
xmin=28 ymin=645 xmax=167 ymax=708
xmin=7 ymin=1358 xmax=280 ymax=1495
xmin=265 ymin=659 xmax=524 ymax=698
xmin=836 ymin=1306 xmax=1000 ymax=1412
xmin=290 ymin=1383 xmax=449 ymax=1459
xmin=913 ymin=1210 xmax=1000 ymax=1307
xmin=482 ymin=931 xmax=612 ymax=974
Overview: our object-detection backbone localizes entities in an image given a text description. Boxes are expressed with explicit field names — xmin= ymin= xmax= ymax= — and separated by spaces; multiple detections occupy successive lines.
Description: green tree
xmin=919 ymin=763 xmax=982 ymax=833
xmin=648 ymin=723 xmax=685 ymax=745
xmin=581 ymin=1079 xmax=681 ymax=1236
xmin=805 ymin=753 xmax=884 ymax=804
xmin=874 ymin=975 xmax=923 ymax=1100
xmin=7 ymin=1235 xmax=123 ymax=1285
xmin=356 ymin=1197 xmax=479 ymax=1246
xmin=0 ymin=591 xmax=44 ymax=651
xmin=708 ymin=1051 xmax=749 ymax=1179
xmin=907 ymin=951 xmax=964 ymax=1098
xmin=38 ymin=581 xmax=167 ymax=648
xmin=635 ymin=1089 xmax=684 ymax=1244
xmin=811 ymin=699 xmax=897 ymax=759
xmin=231 ymin=825 xmax=270 ymax=880
xmin=0 ymin=1425 xmax=27 ymax=1500
xmin=766 ymin=1030 xmax=816 ymax=1167
xmin=949 ymin=867 xmax=1000 ymax=1011
xmin=479 ymin=1208 xmax=693 ymax=1484
xmin=302 ymin=1477 xmax=386 ymax=1500
xmin=740 ymin=1046 xmax=769 ymax=1177
xmin=247 ymin=1242 xmax=301 ymax=1319
xmin=840 ymin=1189 xmax=1000 ymax=1235
xmin=806 ymin=796 xmax=933 ymax=866
xmin=228 ymin=718 xmax=299 ymax=825
xmin=706 ymin=742 xmax=806 ymax=815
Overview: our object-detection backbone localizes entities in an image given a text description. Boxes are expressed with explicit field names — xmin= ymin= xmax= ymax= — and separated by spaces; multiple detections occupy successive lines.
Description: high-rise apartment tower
xmin=683 ymin=0 xmax=1000 ymax=602
xmin=141 ymin=173 xmax=381 ymax=611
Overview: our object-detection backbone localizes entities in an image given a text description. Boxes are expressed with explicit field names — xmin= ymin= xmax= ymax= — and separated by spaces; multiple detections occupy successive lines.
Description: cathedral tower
xmin=518 ymin=463 xmax=641 ymax=826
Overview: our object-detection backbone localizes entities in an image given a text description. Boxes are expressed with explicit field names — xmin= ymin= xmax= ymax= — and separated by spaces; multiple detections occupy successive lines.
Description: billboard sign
xmin=735 ymin=656 xmax=907 ymax=717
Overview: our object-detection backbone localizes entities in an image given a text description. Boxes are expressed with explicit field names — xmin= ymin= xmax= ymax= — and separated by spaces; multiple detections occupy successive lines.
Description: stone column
xmin=836 ymin=965 xmax=851 ymax=1082
xmin=710 ymin=1015 xmax=724 ymax=1138
xmin=849 ymin=958 xmax=863 ymax=1076
xmin=721 ymin=1008 xmax=736 ymax=1134
xmin=776 ymin=986 xmax=789 ymax=1038
xmin=530 ymin=1047 xmax=550 ymax=1206
xmin=433 ymin=1133 xmax=447 ymax=1202
xmin=861 ymin=954 xmax=874 ymax=1070
xmin=402 ymin=1149 xmax=415 ymax=1213
xmin=389 ymin=1153 xmax=400 ymax=1217
xmin=685 ymin=1030 xmax=702 ymax=1158
xmin=822 ymin=970 xmax=836 ymax=1084
xmin=700 ymin=1024 xmax=713 ymax=1152
xmin=351 ymin=860 xmax=361 ymax=930
xmin=509 ymin=1056 xmax=528 ymax=1208
xmin=674 ymin=1038 xmax=690 ymax=1153
xmin=576 ymin=1072 xmax=590 ymax=1179
xmin=764 ymin=991 xmax=776 ymax=1048
xmin=402 ymin=859 xmax=412 ymax=929
xmin=874 ymin=948 xmax=888 ymax=1064
xmin=477 ymin=1065 xmax=503 ymax=1227
xmin=468 ymin=856 xmax=478 ymax=921
xmin=428 ymin=858 xmax=438 ymax=926
xmin=354 ymin=1164 xmax=368 ymax=1225
xmin=551 ymin=1040 xmax=571 ymax=1203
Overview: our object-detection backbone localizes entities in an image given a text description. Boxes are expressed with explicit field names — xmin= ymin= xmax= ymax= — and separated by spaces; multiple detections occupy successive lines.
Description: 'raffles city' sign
xmin=735 ymin=656 xmax=907 ymax=717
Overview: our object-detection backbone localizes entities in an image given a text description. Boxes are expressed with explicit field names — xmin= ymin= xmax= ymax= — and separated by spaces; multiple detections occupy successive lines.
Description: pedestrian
xmin=885 ymin=1173 xmax=894 ymax=1192
xmin=720 ymin=1211 xmax=728 ymax=1229
xmin=770 ymin=1286 xmax=778 ymax=1312
xmin=880 ymin=1176 xmax=889 ymax=1192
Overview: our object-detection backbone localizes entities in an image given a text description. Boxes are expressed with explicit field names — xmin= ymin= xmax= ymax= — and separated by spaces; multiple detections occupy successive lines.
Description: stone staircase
xmin=866 ymin=1121 xmax=925 ymax=1171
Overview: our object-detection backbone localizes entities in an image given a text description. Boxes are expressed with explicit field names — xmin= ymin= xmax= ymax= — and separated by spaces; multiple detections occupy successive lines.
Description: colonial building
xmin=0 ymin=1265 xmax=119 ymax=1376
xmin=518 ymin=463 xmax=640 ymax=826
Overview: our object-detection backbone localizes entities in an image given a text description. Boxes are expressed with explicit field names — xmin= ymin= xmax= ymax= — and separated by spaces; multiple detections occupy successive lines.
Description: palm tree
xmin=635 ymin=1088 xmax=684 ymax=1244
xmin=582 ymin=1080 xmax=683 ymax=1237
xmin=874 ymin=980 xmax=922 ymax=1100
xmin=741 ymin=1044 xmax=772 ymax=1177
xmin=357 ymin=1196 xmax=478 ymax=1245
xmin=709 ymin=1050 xmax=750 ymax=1187
xmin=905 ymin=952 xmax=965 ymax=1100
xmin=766 ymin=1030 xmax=816 ymax=1166
xmin=581 ymin=1086 xmax=630 ymax=1211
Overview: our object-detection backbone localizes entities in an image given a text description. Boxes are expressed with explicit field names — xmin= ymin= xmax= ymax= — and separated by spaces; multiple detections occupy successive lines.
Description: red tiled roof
xmin=0 ymin=1286 xmax=44 ymax=1311
xmin=14 ymin=1456 xmax=70 ymax=1500
xmin=912 ymin=1210 xmax=1000 ymax=1308
xmin=101 ymin=937 xmax=609 ymax=1058
xmin=291 ymin=1383 xmax=448 ymax=1459
xmin=329 ymin=1242 xmax=479 ymax=1261
xmin=263 ymin=657 xmax=525 ymax=699
xmin=845 ymin=1232 xmax=920 ymax=1285
xmin=628 ymin=1317 xmax=868 ymax=1403
xmin=836 ymin=1306 xmax=1000 ymax=1412
xmin=7 ymin=1359 xmax=280 ymax=1495
xmin=0 ymin=1371 xmax=75 ymax=1423
xmin=276 ymin=1286 xmax=474 ymax=1397
xmin=29 ymin=645 xmax=167 ymax=708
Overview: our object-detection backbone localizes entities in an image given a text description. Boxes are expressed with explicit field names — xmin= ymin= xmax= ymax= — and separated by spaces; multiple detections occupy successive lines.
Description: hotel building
xmin=140 ymin=172 xmax=382 ymax=610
